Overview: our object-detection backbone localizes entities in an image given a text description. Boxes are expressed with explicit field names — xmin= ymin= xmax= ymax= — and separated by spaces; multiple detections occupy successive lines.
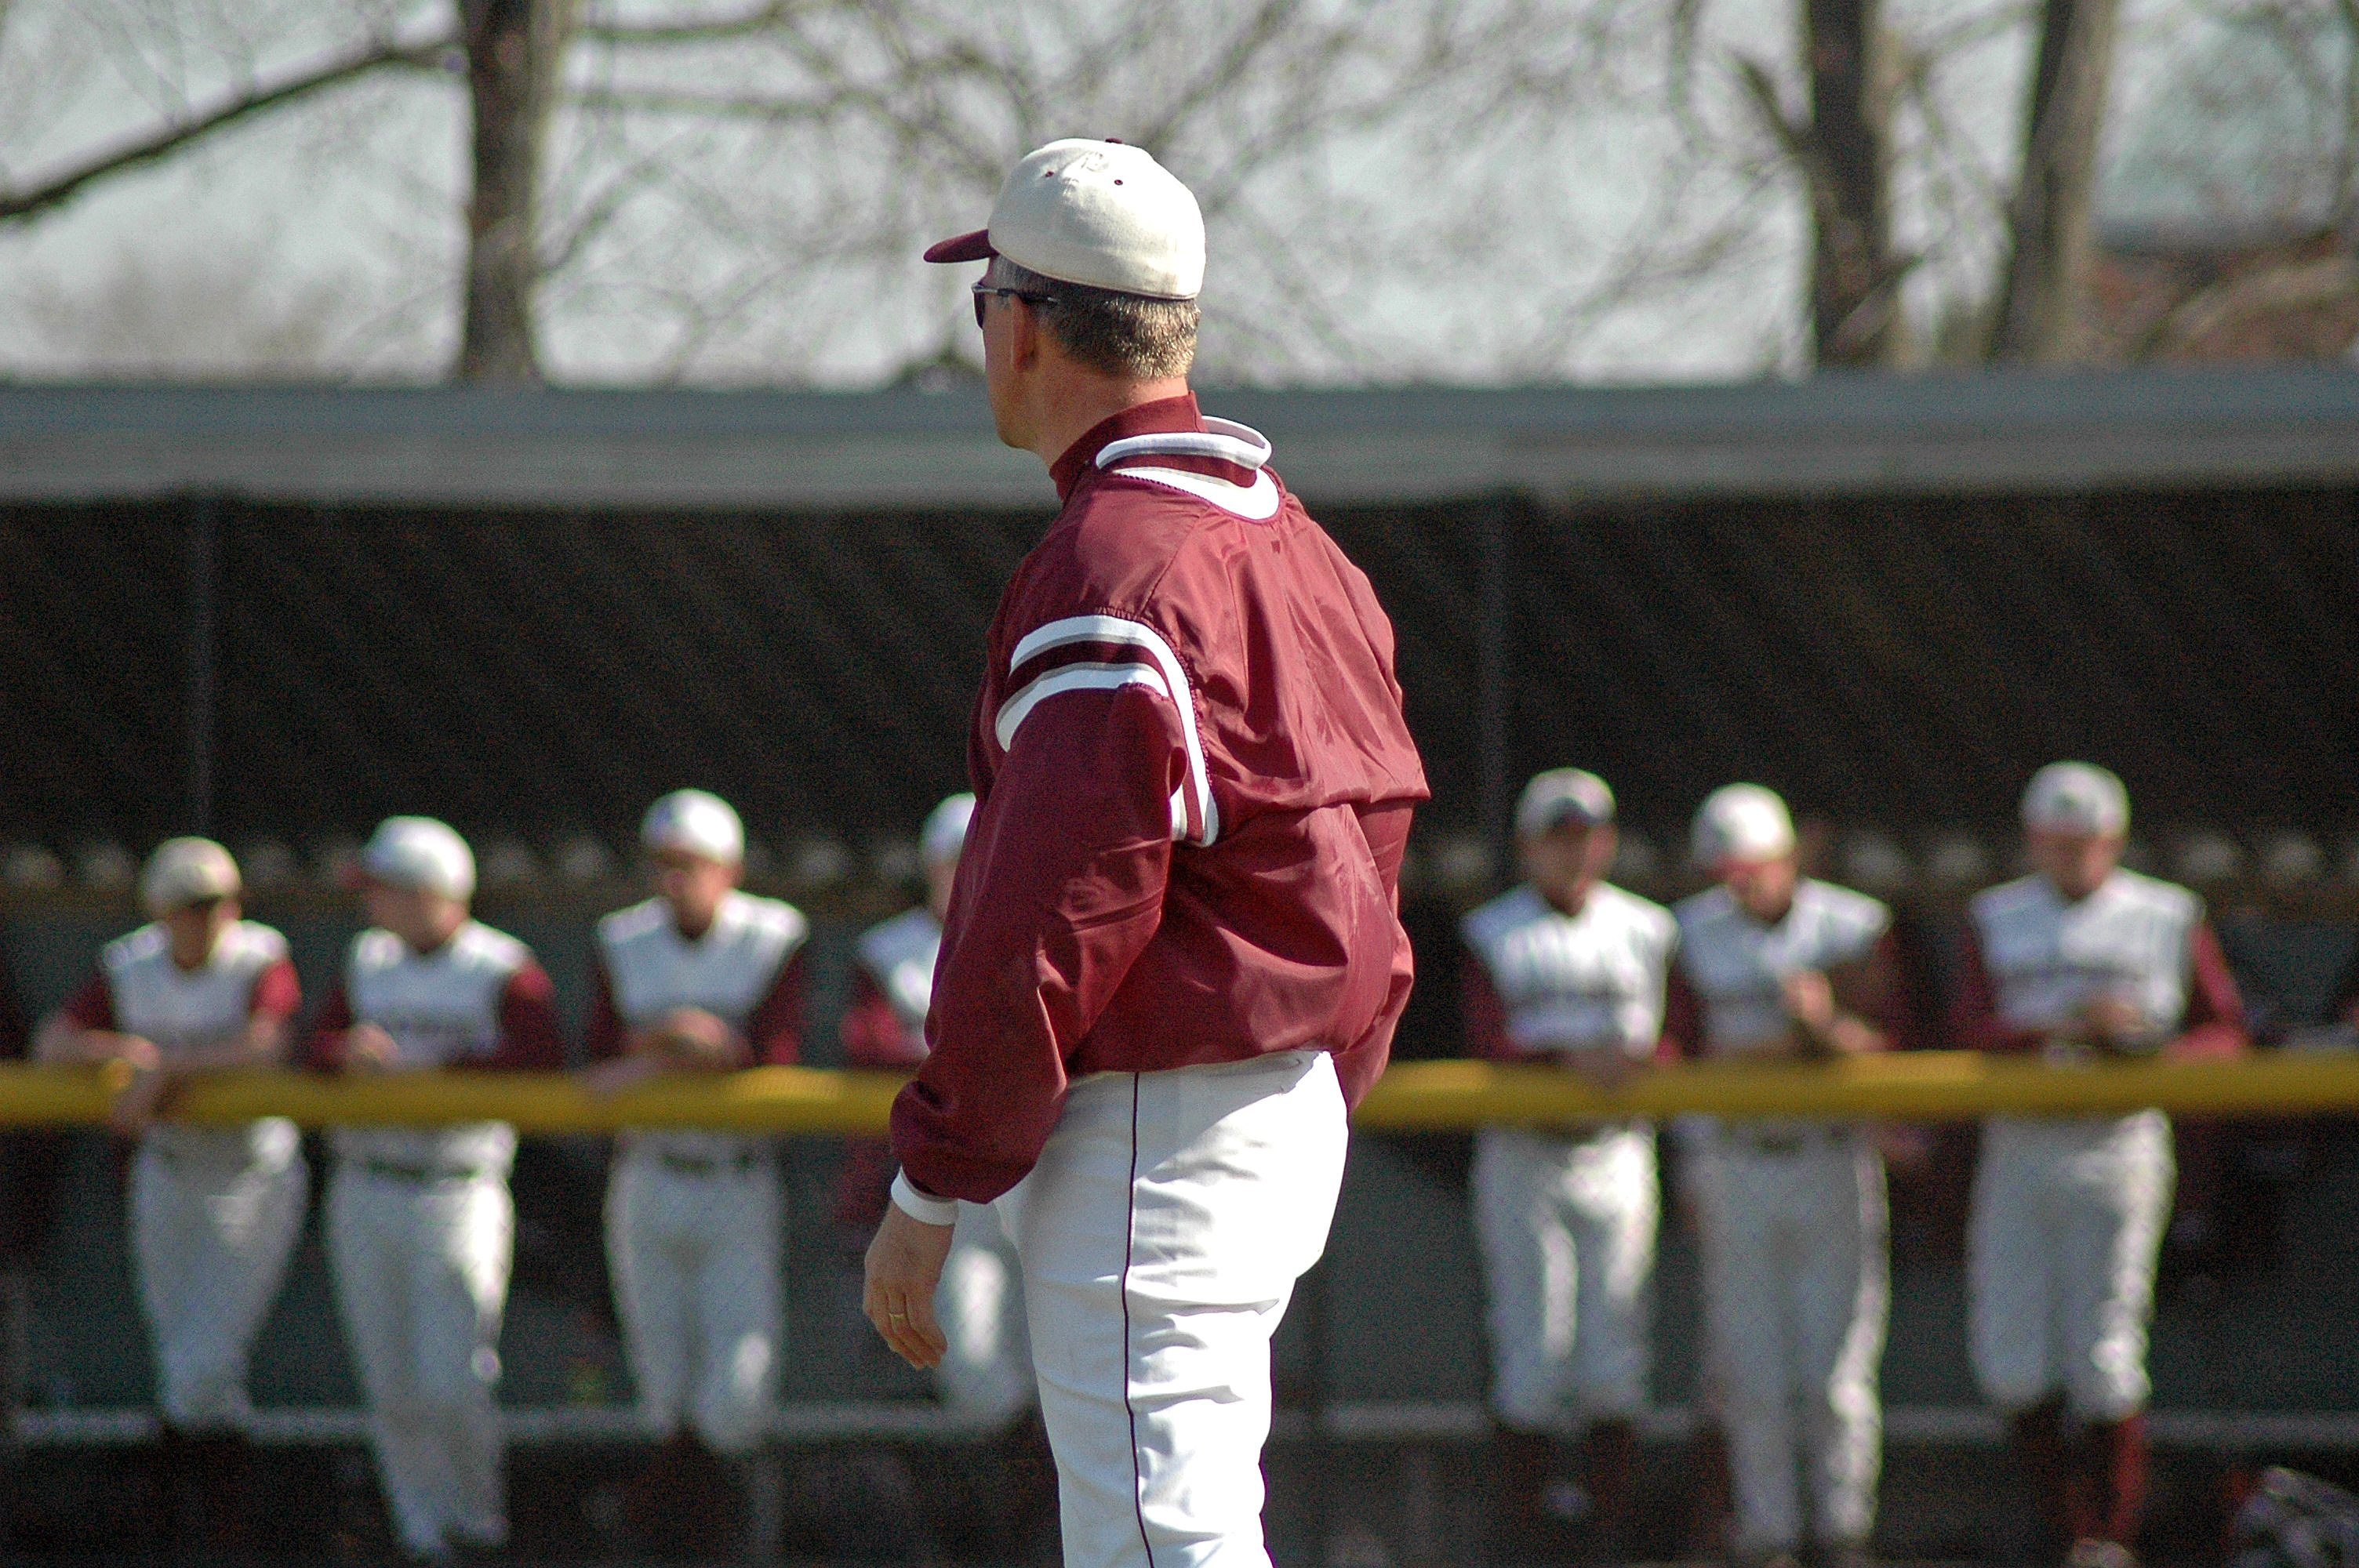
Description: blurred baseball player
xmin=583 ymin=789 xmax=807 ymax=1555
xmin=35 ymin=838 xmax=305 ymax=1548
xmin=1461 ymin=770 xmax=1674 ymax=1563
xmin=1664 ymin=785 xmax=1900 ymax=1568
xmin=843 ymin=793 xmax=1058 ymax=1555
xmin=1951 ymin=764 xmax=2247 ymax=1568
xmin=842 ymin=793 xmax=1039 ymax=1431
xmin=864 ymin=138 xmax=1427 ymax=1568
xmin=307 ymin=816 xmax=567 ymax=1563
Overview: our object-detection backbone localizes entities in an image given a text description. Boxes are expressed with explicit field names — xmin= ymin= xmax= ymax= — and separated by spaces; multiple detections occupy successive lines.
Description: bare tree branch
xmin=578 ymin=1 xmax=798 ymax=43
xmin=2139 ymin=251 xmax=2359 ymax=355
xmin=0 ymin=30 xmax=455 ymax=227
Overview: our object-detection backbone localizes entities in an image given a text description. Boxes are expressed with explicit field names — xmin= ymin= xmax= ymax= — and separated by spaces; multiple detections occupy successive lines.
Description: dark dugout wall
xmin=2 ymin=487 xmax=2355 ymax=851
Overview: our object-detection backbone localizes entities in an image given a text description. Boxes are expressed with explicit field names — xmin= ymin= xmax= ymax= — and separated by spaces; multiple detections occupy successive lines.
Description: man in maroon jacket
xmin=863 ymin=138 xmax=1427 ymax=1566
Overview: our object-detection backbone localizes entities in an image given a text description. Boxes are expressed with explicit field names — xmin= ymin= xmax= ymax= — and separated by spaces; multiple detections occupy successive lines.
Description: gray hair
xmin=987 ymin=256 xmax=1198 ymax=379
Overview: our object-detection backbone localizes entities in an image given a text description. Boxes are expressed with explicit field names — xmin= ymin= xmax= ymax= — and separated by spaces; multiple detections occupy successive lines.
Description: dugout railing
xmin=3 ymin=1050 xmax=2357 ymax=1455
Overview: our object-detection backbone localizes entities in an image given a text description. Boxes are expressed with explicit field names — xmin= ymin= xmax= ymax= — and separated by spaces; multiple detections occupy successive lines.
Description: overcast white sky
xmin=0 ymin=0 xmax=2334 ymax=387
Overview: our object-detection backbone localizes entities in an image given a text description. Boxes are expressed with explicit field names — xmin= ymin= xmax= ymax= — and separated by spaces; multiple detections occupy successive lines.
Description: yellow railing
xmin=4 ymin=1052 xmax=2356 ymax=1131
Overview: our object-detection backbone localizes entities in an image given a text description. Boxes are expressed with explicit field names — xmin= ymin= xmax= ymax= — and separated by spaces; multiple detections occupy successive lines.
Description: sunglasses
xmin=972 ymin=284 xmax=1060 ymax=329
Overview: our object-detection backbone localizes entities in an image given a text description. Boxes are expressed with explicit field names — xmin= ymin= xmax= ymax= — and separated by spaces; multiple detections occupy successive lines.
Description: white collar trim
xmin=1096 ymin=416 xmax=1271 ymax=472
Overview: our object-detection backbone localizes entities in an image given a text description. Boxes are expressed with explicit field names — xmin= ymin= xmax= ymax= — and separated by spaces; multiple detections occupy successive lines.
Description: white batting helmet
xmin=140 ymin=837 xmax=240 ymax=916
xmin=2022 ymin=762 xmax=2129 ymax=838
xmin=359 ymin=817 xmax=475 ymax=902
xmin=642 ymin=789 xmax=745 ymax=864
xmin=1692 ymin=784 xmax=1796 ymax=867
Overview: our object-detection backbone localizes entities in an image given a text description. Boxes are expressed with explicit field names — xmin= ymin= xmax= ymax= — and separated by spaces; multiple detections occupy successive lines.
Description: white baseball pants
xmin=130 ymin=1124 xmax=307 ymax=1431
xmin=1969 ymin=1112 xmax=2174 ymax=1421
xmin=936 ymin=1199 xmax=1034 ymax=1431
xmin=328 ymin=1163 xmax=514 ymax=1556
xmin=1472 ymin=1124 xmax=1656 ymax=1430
xmin=1696 ymin=1133 xmax=1887 ymax=1555
xmin=995 ymin=1049 xmax=1348 ymax=1568
xmin=605 ymin=1148 xmax=782 ymax=1456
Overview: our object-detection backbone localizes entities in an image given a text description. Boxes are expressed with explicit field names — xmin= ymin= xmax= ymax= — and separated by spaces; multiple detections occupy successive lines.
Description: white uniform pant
xmin=995 ymin=1049 xmax=1347 ymax=1568
xmin=1471 ymin=1124 xmax=1656 ymax=1431
xmin=936 ymin=1199 xmax=1034 ymax=1431
xmin=328 ymin=1163 xmax=514 ymax=1555
xmin=605 ymin=1149 xmax=781 ymax=1456
xmin=1696 ymin=1132 xmax=1887 ymax=1554
xmin=1969 ymin=1112 xmax=2173 ymax=1421
xmin=131 ymin=1125 xmax=307 ymax=1431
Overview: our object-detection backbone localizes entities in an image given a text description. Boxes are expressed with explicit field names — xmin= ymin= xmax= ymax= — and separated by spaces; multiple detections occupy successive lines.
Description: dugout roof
xmin=3 ymin=363 xmax=2357 ymax=508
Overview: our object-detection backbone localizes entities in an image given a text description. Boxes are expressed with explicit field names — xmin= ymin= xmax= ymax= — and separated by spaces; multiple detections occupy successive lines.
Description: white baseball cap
xmin=1692 ymin=784 xmax=1797 ymax=867
xmin=358 ymin=816 xmax=475 ymax=901
xmin=925 ymin=139 xmax=1205 ymax=299
xmin=2023 ymin=761 xmax=2129 ymax=837
xmin=921 ymin=793 xmax=977 ymax=866
xmin=1516 ymin=769 xmax=1615 ymax=837
xmin=141 ymin=837 xmax=240 ymax=915
xmin=642 ymin=789 xmax=744 ymax=864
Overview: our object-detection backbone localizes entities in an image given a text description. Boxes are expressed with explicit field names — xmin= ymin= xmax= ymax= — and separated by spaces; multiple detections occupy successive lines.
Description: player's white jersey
xmin=102 ymin=919 xmax=295 ymax=1164
xmin=102 ymin=919 xmax=287 ymax=1054
xmin=856 ymin=906 xmax=943 ymax=1043
xmin=598 ymin=890 xmax=806 ymax=1162
xmin=1462 ymin=882 xmax=1676 ymax=1056
xmin=1674 ymin=879 xmax=1890 ymax=1054
xmin=598 ymin=891 xmax=806 ymax=1028
xmin=1968 ymin=871 xmax=2201 ymax=1051
xmin=333 ymin=920 xmax=531 ymax=1174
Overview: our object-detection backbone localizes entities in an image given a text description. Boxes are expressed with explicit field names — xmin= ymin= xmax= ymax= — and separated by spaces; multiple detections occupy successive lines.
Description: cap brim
xmin=1525 ymin=805 xmax=1610 ymax=834
xmin=923 ymin=229 xmax=995 ymax=264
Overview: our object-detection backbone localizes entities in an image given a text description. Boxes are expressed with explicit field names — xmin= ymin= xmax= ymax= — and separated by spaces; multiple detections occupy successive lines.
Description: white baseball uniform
xmin=1957 ymin=870 xmax=2245 ymax=1421
xmin=1671 ymin=878 xmax=1892 ymax=1558
xmin=846 ymin=905 xmax=1034 ymax=1430
xmin=1461 ymin=880 xmax=1674 ymax=1432
xmin=312 ymin=920 xmax=566 ymax=1559
xmin=993 ymin=1050 xmax=1347 ymax=1567
xmin=591 ymin=890 xmax=807 ymax=1457
xmin=64 ymin=920 xmax=307 ymax=1432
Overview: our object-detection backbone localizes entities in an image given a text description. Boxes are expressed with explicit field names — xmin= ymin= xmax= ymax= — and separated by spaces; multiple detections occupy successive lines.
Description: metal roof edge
xmin=2 ymin=365 xmax=2354 ymax=507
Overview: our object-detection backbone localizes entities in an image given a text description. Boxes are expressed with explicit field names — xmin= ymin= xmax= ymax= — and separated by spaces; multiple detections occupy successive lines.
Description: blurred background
xmin=1 ymin=1 xmax=2357 ymax=1564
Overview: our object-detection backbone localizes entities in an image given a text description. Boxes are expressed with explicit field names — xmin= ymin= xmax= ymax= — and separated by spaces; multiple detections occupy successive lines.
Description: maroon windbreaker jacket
xmin=890 ymin=394 xmax=1429 ymax=1203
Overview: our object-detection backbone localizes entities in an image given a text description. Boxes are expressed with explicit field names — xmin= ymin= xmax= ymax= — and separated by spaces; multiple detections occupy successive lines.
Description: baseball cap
xmin=358 ymin=817 xmax=475 ymax=901
xmin=924 ymin=139 xmax=1205 ymax=300
xmin=2023 ymin=761 xmax=2129 ymax=837
xmin=1692 ymin=784 xmax=1797 ymax=867
xmin=141 ymin=837 xmax=240 ymax=915
xmin=921 ymin=793 xmax=976 ymax=866
xmin=642 ymin=789 xmax=744 ymax=864
xmin=1515 ymin=769 xmax=1615 ymax=837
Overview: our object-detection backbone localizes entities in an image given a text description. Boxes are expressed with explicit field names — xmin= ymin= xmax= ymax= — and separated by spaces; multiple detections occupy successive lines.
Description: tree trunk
xmin=455 ymin=0 xmax=576 ymax=384
xmin=1988 ymin=0 xmax=2122 ymax=365
xmin=1805 ymin=0 xmax=1906 ymax=368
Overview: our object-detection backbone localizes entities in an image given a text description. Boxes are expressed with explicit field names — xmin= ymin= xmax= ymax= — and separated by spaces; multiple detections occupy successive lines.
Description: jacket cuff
xmin=890 ymin=1168 xmax=959 ymax=1226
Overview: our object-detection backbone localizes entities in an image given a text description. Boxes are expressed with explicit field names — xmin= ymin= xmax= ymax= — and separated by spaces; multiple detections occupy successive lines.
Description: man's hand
xmin=581 ymin=1054 xmax=667 ymax=1095
xmin=343 ymin=1024 xmax=402 ymax=1073
xmin=863 ymin=1203 xmax=954 ymax=1369
xmin=645 ymin=1007 xmax=743 ymax=1070
xmin=1561 ymin=1044 xmax=1641 ymax=1093
xmin=108 ymin=1063 xmax=173 ymax=1138
xmin=71 ymin=1030 xmax=162 ymax=1071
xmin=2076 ymin=996 xmax=2152 ymax=1053
xmin=1782 ymin=969 xmax=1837 ymax=1034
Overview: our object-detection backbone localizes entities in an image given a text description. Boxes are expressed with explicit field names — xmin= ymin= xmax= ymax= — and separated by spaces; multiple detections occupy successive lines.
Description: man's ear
xmin=1590 ymin=825 xmax=1620 ymax=878
xmin=1012 ymin=295 xmax=1045 ymax=370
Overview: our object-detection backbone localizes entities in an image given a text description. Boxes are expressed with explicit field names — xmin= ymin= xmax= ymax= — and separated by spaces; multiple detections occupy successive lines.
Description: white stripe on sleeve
xmin=994 ymin=662 xmax=1172 ymax=751
xmin=1005 ymin=615 xmax=1220 ymax=845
